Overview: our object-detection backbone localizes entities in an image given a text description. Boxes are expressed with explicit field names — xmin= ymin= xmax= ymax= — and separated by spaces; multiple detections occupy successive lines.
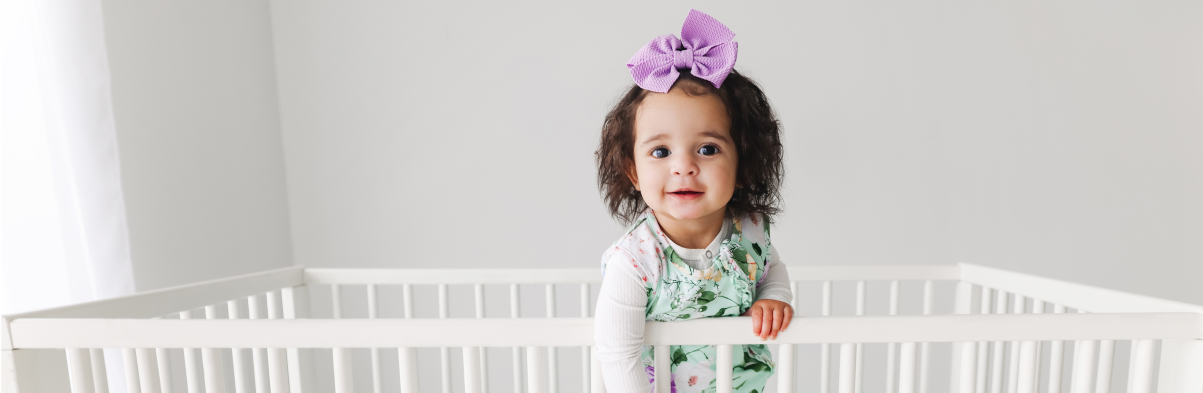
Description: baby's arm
xmin=756 ymin=244 xmax=792 ymax=302
xmin=742 ymin=245 xmax=794 ymax=340
xmin=594 ymin=253 xmax=652 ymax=393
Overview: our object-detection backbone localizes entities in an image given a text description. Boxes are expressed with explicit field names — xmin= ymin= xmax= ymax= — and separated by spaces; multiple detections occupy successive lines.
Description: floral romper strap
xmin=607 ymin=211 xmax=775 ymax=393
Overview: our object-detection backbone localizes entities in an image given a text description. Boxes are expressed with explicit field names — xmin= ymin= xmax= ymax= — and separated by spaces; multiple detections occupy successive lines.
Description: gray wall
xmin=267 ymin=2 xmax=1201 ymax=390
xmin=102 ymin=0 xmax=294 ymax=291
xmin=95 ymin=0 xmax=1201 ymax=391
xmin=269 ymin=1 xmax=1202 ymax=300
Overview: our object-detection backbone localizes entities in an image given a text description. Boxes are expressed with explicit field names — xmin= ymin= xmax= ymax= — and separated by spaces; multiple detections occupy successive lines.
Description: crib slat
xmin=331 ymin=284 xmax=343 ymax=318
xmin=265 ymin=291 xmax=288 ymax=393
xmin=334 ymin=348 xmax=353 ymax=393
xmin=654 ymin=345 xmax=670 ymax=393
xmin=226 ymin=300 xmax=247 ymax=393
xmin=1018 ymin=299 xmax=1040 ymax=393
xmin=1070 ymin=310 xmax=1097 ymax=393
xmin=1126 ymin=340 xmax=1155 ymax=393
xmin=821 ymin=281 xmax=832 ymax=393
xmin=1047 ymin=304 xmax=1067 ymax=393
xmin=1007 ymin=295 xmax=1026 ymax=393
xmin=899 ymin=342 xmax=918 ymax=393
xmin=1070 ymin=338 xmax=1097 ymax=393
xmin=527 ymin=346 xmax=549 ymax=393
xmin=247 ymin=296 xmax=269 ymax=393
xmin=778 ymin=341 xmax=797 ymax=393
xmin=977 ymin=287 xmax=992 ymax=393
xmin=1028 ymin=300 xmax=1045 ymax=393
xmin=476 ymin=283 xmax=490 ymax=393
xmin=439 ymin=283 xmax=451 ymax=393
xmin=854 ymin=281 xmax=865 ymax=393
xmin=464 ymin=346 xmax=483 ymax=393
xmin=958 ymin=336 xmax=978 ymax=393
xmin=399 ymin=347 xmax=419 ymax=393
xmin=511 ymin=284 xmax=523 ymax=393
xmin=580 ymin=283 xmax=590 ymax=393
xmin=330 ymin=284 xmax=352 ymax=393
xmin=281 ymin=286 xmax=303 ymax=393
xmin=91 ymin=348 xmax=110 ymax=393
xmin=838 ymin=343 xmax=856 ymax=393
xmin=717 ymin=345 xmax=733 ymax=393
xmin=155 ymin=348 xmax=173 ymax=393
xmin=781 ymin=280 xmax=798 ymax=393
xmin=66 ymin=348 xmax=93 ymax=393
xmin=137 ymin=348 xmax=161 ymax=393
xmin=953 ymin=282 xmax=976 ymax=393
xmin=399 ymin=283 xmax=418 ymax=393
xmin=887 ymin=281 xmax=899 ymax=393
xmin=919 ymin=280 xmax=933 ymax=393
xmin=590 ymin=348 xmax=606 ymax=393
xmin=180 ymin=311 xmax=202 ymax=393
xmin=202 ymin=306 xmax=227 ymax=393
xmin=1016 ymin=341 xmax=1037 ymax=393
xmin=404 ymin=283 xmax=415 ymax=318
xmin=368 ymin=284 xmax=382 ymax=393
xmin=1094 ymin=340 xmax=1114 ymax=393
xmin=124 ymin=348 xmax=141 ymax=393
xmin=989 ymin=292 xmax=1007 ymax=393
xmin=545 ymin=284 xmax=558 ymax=393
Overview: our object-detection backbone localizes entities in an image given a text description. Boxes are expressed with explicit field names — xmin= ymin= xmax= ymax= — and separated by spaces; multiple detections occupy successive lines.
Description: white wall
xmin=269 ymin=2 xmax=1202 ymax=300
xmin=102 ymin=0 xmax=294 ymax=291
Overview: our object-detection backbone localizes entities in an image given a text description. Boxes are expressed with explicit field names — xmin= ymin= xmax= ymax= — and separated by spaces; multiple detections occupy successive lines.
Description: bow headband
xmin=627 ymin=9 xmax=739 ymax=93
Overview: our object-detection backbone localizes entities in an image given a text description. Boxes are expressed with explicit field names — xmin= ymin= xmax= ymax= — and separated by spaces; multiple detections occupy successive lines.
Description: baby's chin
xmin=653 ymin=202 xmax=725 ymax=222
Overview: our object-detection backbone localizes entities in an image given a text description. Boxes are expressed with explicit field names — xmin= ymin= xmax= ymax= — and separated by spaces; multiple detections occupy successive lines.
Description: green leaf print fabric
xmin=601 ymin=210 xmax=776 ymax=393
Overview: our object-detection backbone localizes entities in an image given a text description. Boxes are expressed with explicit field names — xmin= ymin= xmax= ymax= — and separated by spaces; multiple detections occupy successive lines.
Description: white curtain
xmin=1 ymin=0 xmax=135 ymax=314
xmin=1 ymin=0 xmax=135 ymax=390
xmin=32 ymin=0 xmax=134 ymax=305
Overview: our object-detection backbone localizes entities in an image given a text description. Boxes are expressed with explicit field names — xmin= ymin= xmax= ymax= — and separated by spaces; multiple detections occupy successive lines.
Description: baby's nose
xmin=671 ymin=157 xmax=698 ymax=175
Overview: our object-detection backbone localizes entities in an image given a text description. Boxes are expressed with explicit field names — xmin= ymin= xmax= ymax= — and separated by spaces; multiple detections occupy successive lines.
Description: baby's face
xmin=629 ymin=87 xmax=737 ymax=224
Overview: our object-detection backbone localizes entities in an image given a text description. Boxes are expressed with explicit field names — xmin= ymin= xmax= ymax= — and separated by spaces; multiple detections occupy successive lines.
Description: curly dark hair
xmin=596 ymin=69 xmax=784 ymax=225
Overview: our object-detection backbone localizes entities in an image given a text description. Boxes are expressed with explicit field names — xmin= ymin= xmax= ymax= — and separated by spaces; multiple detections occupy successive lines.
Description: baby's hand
xmin=741 ymin=299 xmax=793 ymax=341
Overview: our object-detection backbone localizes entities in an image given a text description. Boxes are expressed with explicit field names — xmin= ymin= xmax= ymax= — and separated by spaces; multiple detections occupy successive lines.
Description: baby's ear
xmin=625 ymin=162 xmax=640 ymax=191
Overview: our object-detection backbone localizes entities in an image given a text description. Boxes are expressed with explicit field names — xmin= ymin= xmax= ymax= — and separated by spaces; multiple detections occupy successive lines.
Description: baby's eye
xmin=652 ymin=148 xmax=671 ymax=158
xmin=698 ymin=145 xmax=719 ymax=156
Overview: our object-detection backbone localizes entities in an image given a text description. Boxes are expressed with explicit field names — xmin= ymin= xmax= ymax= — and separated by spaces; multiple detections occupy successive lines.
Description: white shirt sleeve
xmin=754 ymin=244 xmax=793 ymax=303
xmin=594 ymin=252 xmax=652 ymax=393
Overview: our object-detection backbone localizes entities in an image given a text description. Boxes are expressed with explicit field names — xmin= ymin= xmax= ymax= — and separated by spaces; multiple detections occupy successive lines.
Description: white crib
xmin=2 ymin=263 xmax=1201 ymax=393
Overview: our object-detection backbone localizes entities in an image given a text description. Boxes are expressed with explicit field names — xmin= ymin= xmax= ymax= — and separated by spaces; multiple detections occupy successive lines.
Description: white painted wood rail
xmin=3 ymin=263 xmax=1202 ymax=393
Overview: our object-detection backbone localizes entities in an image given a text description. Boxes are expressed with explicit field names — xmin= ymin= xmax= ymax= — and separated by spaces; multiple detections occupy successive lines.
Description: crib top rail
xmin=8 ymin=313 xmax=1201 ymax=349
xmin=1 ymin=266 xmax=303 ymax=322
xmin=959 ymin=263 xmax=1203 ymax=314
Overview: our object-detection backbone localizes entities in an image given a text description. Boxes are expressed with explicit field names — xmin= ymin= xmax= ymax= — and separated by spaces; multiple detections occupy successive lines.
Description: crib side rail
xmin=10 ymin=313 xmax=1201 ymax=349
xmin=10 ymin=314 xmax=1203 ymax=393
xmin=959 ymin=263 xmax=1203 ymax=313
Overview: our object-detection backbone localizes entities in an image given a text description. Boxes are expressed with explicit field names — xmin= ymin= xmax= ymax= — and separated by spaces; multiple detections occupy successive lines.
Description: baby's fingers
xmin=749 ymin=307 xmax=763 ymax=337
xmin=770 ymin=308 xmax=783 ymax=340
xmin=781 ymin=306 xmax=794 ymax=333
xmin=759 ymin=306 xmax=773 ymax=340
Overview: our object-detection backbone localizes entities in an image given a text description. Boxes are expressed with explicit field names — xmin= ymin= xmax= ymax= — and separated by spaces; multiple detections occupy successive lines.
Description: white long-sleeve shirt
xmin=593 ymin=218 xmax=792 ymax=393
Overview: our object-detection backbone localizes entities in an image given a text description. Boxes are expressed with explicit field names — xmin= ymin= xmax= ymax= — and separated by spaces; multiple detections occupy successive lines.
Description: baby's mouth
xmin=668 ymin=189 xmax=703 ymax=199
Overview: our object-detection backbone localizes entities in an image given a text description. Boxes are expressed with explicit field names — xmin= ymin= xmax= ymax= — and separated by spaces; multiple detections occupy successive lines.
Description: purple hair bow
xmin=627 ymin=9 xmax=738 ymax=93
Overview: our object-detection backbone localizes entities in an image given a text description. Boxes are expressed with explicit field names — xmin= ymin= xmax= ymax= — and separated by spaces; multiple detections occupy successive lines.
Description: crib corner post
xmin=1157 ymin=338 xmax=1203 ymax=393
xmin=2 ymin=348 xmax=22 ymax=393
xmin=1 ymin=316 xmax=17 ymax=393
